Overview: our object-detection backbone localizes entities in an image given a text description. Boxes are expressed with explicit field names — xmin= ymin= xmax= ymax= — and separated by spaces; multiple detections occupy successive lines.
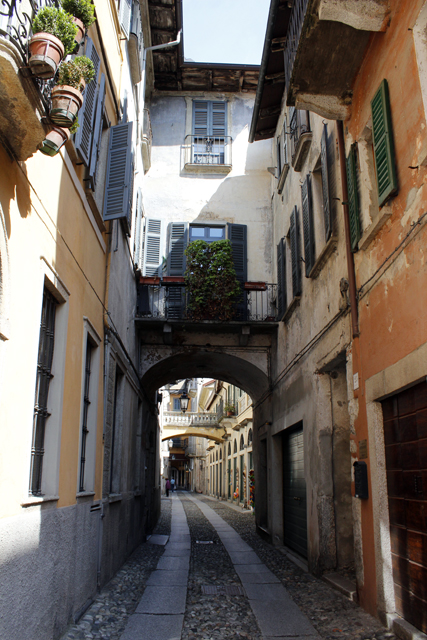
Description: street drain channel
xmin=195 ymin=540 xmax=214 ymax=544
xmin=201 ymin=585 xmax=246 ymax=596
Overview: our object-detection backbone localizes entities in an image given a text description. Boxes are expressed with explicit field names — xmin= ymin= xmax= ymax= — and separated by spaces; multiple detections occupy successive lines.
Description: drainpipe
xmin=142 ymin=30 xmax=182 ymax=104
xmin=337 ymin=121 xmax=359 ymax=338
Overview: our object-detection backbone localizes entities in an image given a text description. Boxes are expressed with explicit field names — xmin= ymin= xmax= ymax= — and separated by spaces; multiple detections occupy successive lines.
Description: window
xmin=189 ymin=226 xmax=225 ymax=242
xmin=289 ymin=108 xmax=312 ymax=171
xmin=240 ymin=434 xmax=244 ymax=450
xmin=371 ymin=79 xmax=398 ymax=207
xmin=301 ymin=175 xmax=315 ymax=276
xmin=185 ymin=100 xmax=231 ymax=170
xmin=290 ymin=206 xmax=302 ymax=298
xmin=233 ymin=439 xmax=237 ymax=454
xmin=110 ymin=366 xmax=124 ymax=494
xmin=277 ymin=238 xmax=287 ymax=320
xmin=79 ymin=338 xmax=92 ymax=492
xmin=248 ymin=428 xmax=253 ymax=446
xmin=30 ymin=288 xmax=57 ymax=495
xmin=228 ymin=442 xmax=231 ymax=456
xmin=173 ymin=398 xmax=180 ymax=411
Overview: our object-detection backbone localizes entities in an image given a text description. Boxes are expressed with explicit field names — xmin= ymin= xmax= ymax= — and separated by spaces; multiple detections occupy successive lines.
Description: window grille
xmin=30 ymin=288 xmax=57 ymax=495
xmin=79 ymin=338 xmax=93 ymax=492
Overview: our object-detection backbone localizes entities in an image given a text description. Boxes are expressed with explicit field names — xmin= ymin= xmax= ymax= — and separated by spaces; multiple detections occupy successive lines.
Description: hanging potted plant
xmin=50 ymin=56 xmax=95 ymax=127
xmin=61 ymin=0 xmax=96 ymax=45
xmin=29 ymin=7 xmax=77 ymax=79
xmin=38 ymin=117 xmax=79 ymax=157
xmin=224 ymin=402 xmax=235 ymax=417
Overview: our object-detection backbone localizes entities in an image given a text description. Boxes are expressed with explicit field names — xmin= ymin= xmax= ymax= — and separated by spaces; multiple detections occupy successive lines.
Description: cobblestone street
xmin=61 ymin=494 xmax=397 ymax=640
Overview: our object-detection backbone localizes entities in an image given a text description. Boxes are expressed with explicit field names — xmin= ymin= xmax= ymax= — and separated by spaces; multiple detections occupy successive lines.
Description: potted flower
xmin=61 ymin=0 xmax=96 ymax=45
xmin=224 ymin=402 xmax=235 ymax=417
xmin=29 ymin=7 xmax=77 ymax=78
xmin=50 ymin=56 xmax=95 ymax=127
xmin=38 ymin=118 xmax=79 ymax=157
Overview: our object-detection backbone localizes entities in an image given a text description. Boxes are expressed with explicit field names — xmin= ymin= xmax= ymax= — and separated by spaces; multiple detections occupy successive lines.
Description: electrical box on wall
xmin=354 ymin=461 xmax=369 ymax=499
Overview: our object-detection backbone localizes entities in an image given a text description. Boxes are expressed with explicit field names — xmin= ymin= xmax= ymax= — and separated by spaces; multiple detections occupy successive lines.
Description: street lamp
xmin=180 ymin=390 xmax=190 ymax=413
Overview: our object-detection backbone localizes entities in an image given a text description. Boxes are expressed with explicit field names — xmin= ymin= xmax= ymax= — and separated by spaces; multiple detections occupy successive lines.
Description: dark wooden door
xmin=283 ymin=425 xmax=307 ymax=558
xmin=382 ymin=380 xmax=427 ymax=634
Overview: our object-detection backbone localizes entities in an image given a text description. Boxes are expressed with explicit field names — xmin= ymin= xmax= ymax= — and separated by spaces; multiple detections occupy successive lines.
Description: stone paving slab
xmin=228 ymin=550 xmax=263 ymax=564
xmin=249 ymin=598 xmax=319 ymax=637
xmin=147 ymin=534 xmax=169 ymax=545
xmin=135 ymin=586 xmax=187 ymax=614
xmin=146 ymin=568 xmax=189 ymax=587
xmin=156 ymin=556 xmax=190 ymax=571
xmin=120 ymin=613 xmax=184 ymax=640
xmin=244 ymin=582 xmax=294 ymax=601
xmin=162 ymin=547 xmax=191 ymax=558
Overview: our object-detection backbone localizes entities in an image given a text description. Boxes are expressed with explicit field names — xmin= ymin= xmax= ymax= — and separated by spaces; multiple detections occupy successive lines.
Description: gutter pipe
xmin=142 ymin=30 xmax=182 ymax=103
xmin=249 ymin=0 xmax=281 ymax=143
xmin=337 ymin=120 xmax=359 ymax=338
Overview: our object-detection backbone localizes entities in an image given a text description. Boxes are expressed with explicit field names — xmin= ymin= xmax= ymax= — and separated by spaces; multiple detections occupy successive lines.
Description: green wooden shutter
xmin=103 ymin=121 xmax=133 ymax=227
xmin=320 ymin=124 xmax=332 ymax=241
xmin=371 ymin=79 xmax=398 ymax=207
xmin=119 ymin=0 xmax=132 ymax=38
xmin=74 ymin=38 xmax=101 ymax=167
xmin=301 ymin=175 xmax=315 ymax=276
xmin=143 ymin=218 xmax=163 ymax=276
xmin=346 ymin=144 xmax=362 ymax=251
xmin=277 ymin=238 xmax=287 ymax=320
xmin=290 ymin=206 xmax=302 ymax=297
xmin=87 ymin=73 xmax=106 ymax=190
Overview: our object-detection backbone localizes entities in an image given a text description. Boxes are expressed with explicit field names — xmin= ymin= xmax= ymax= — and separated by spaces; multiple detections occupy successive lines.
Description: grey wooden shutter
xmin=143 ymin=218 xmax=163 ymax=276
xmin=167 ymin=222 xmax=188 ymax=275
xmin=277 ymin=238 xmax=287 ymax=320
xmin=133 ymin=188 xmax=143 ymax=269
xmin=371 ymin=79 xmax=398 ymax=207
xmin=211 ymin=102 xmax=227 ymax=137
xmin=126 ymin=152 xmax=135 ymax=235
xmin=193 ymin=101 xmax=209 ymax=137
xmin=290 ymin=206 xmax=302 ymax=297
xmin=227 ymin=223 xmax=247 ymax=320
xmin=301 ymin=175 xmax=315 ymax=276
xmin=346 ymin=144 xmax=362 ymax=251
xmin=320 ymin=124 xmax=332 ymax=241
xmin=119 ymin=0 xmax=132 ymax=38
xmin=103 ymin=121 xmax=133 ymax=226
xmin=74 ymin=38 xmax=101 ymax=167
xmin=277 ymin=136 xmax=282 ymax=177
xmin=87 ymin=73 xmax=106 ymax=190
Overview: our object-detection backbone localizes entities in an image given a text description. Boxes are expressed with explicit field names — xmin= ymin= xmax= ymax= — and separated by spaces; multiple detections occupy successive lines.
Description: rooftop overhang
xmin=148 ymin=0 xmax=260 ymax=92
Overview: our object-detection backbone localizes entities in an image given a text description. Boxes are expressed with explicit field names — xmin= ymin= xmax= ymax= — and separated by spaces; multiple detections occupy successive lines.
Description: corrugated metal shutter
xmin=74 ymin=38 xmax=101 ymax=167
xmin=301 ymin=175 xmax=315 ymax=276
xmin=143 ymin=218 xmax=163 ymax=276
xmin=102 ymin=121 xmax=134 ymax=227
xmin=290 ymin=206 xmax=302 ymax=297
xmin=119 ymin=0 xmax=132 ymax=38
xmin=371 ymin=79 xmax=398 ymax=207
xmin=87 ymin=73 xmax=106 ymax=190
xmin=346 ymin=144 xmax=362 ymax=251
xmin=277 ymin=238 xmax=287 ymax=320
xmin=321 ymin=124 xmax=332 ymax=241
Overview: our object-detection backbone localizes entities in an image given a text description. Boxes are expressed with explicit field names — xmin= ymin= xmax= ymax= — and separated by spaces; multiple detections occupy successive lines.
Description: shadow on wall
xmin=0 ymin=146 xmax=32 ymax=238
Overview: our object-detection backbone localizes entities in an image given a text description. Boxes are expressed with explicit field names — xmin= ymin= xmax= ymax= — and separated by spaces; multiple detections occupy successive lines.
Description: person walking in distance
xmin=171 ymin=477 xmax=176 ymax=492
xmin=165 ymin=478 xmax=171 ymax=497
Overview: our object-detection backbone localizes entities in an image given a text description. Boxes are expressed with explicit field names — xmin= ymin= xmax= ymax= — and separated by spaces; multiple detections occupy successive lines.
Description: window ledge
xmin=359 ymin=205 xmax=392 ymax=251
xmin=76 ymin=491 xmax=96 ymax=499
xmin=292 ymin=132 xmax=313 ymax=172
xmin=277 ymin=164 xmax=290 ymax=194
xmin=283 ymin=296 xmax=301 ymax=322
xmin=21 ymin=495 xmax=59 ymax=507
xmin=183 ymin=163 xmax=232 ymax=175
xmin=308 ymin=235 xmax=338 ymax=279
xmin=108 ymin=493 xmax=123 ymax=503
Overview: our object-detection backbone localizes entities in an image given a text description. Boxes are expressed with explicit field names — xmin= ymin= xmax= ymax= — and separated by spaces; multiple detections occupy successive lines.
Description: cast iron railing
xmin=163 ymin=412 xmax=219 ymax=427
xmin=0 ymin=0 xmax=60 ymax=106
xmin=284 ymin=0 xmax=310 ymax=92
xmin=184 ymin=135 xmax=232 ymax=167
xmin=136 ymin=282 xmax=278 ymax=322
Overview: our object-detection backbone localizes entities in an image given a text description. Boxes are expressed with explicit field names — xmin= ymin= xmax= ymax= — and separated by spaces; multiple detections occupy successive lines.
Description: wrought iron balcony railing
xmin=289 ymin=108 xmax=312 ymax=171
xmin=284 ymin=0 xmax=310 ymax=93
xmin=136 ymin=281 xmax=278 ymax=322
xmin=184 ymin=135 xmax=232 ymax=169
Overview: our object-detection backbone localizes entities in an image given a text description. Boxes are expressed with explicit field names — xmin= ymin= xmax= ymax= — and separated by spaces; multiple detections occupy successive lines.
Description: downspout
xmin=337 ymin=121 xmax=359 ymax=338
xmin=142 ymin=30 xmax=182 ymax=104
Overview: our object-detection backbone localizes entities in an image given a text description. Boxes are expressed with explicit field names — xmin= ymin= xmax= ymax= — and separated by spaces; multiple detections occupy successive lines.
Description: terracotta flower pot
xmin=72 ymin=17 xmax=85 ymax=45
xmin=38 ymin=125 xmax=70 ymax=156
xmin=28 ymin=32 xmax=65 ymax=79
xmin=50 ymin=84 xmax=84 ymax=127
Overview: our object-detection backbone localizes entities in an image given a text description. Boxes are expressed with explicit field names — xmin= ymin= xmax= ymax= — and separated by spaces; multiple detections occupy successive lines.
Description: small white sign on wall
xmin=353 ymin=372 xmax=359 ymax=390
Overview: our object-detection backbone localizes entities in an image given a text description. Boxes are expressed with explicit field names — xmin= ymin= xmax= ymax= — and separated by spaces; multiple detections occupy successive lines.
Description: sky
xmin=182 ymin=0 xmax=271 ymax=66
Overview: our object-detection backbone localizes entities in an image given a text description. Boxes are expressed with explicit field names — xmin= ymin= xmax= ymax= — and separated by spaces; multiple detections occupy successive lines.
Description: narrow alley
xmin=61 ymin=494 xmax=396 ymax=640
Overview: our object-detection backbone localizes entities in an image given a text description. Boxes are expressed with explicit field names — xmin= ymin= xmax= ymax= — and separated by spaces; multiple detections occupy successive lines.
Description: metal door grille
xmin=30 ymin=288 xmax=57 ymax=495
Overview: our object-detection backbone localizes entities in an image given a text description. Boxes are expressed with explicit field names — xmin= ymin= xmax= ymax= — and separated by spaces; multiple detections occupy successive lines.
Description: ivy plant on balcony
xmin=50 ymin=56 xmax=95 ymax=127
xmin=30 ymin=7 xmax=78 ymax=78
xmin=184 ymin=240 xmax=241 ymax=321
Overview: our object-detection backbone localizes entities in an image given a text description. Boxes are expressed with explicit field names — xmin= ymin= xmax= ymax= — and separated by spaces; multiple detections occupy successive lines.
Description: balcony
xmin=0 ymin=0 xmax=55 ymax=159
xmin=136 ymin=279 xmax=278 ymax=325
xmin=183 ymin=135 xmax=232 ymax=174
xmin=141 ymin=108 xmax=152 ymax=173
xmin=284 ymin=0 xmax=389 ymax=119
xmin=129 ymin=0 xmax=143 ymax=84
xmin=163 ymin=412 xmax=219 ymax=428
xmin=289 ymin=109 xmax=312 ymax=172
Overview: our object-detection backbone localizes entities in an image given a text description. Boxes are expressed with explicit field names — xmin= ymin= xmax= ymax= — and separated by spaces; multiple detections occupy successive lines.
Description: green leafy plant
xmin=61 ymin=0 xmax=96 ymax=29
xmin=32 ymin=7 xmax=77 ymax=55
xmin=57 ymin=56 xmax=95 ymax=90
xmin=184 ymin=239 xmax=241 ymax=321
xmin=224 ymin=402 xmax=235 ymax=414
xmin=69 ymin=116 xmax=80 ymax=134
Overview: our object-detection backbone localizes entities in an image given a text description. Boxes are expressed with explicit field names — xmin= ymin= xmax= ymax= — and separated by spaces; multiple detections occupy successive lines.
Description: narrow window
xmin=79 ymin=337 xmax=93 ymax=492
xmin=290 ymin=206 xmax=302 ymax=297
xmin=30 ymin=288 xmax=57 ymax=495
xmin=301 ymin=175 xmax=315 ymax=276
xmin=277 ymin=238 xmax=287 ymax=319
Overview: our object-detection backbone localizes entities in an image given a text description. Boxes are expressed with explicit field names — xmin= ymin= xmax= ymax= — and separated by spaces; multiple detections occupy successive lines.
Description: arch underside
xmin=162 ymin=428 xmax=226 ymax=443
